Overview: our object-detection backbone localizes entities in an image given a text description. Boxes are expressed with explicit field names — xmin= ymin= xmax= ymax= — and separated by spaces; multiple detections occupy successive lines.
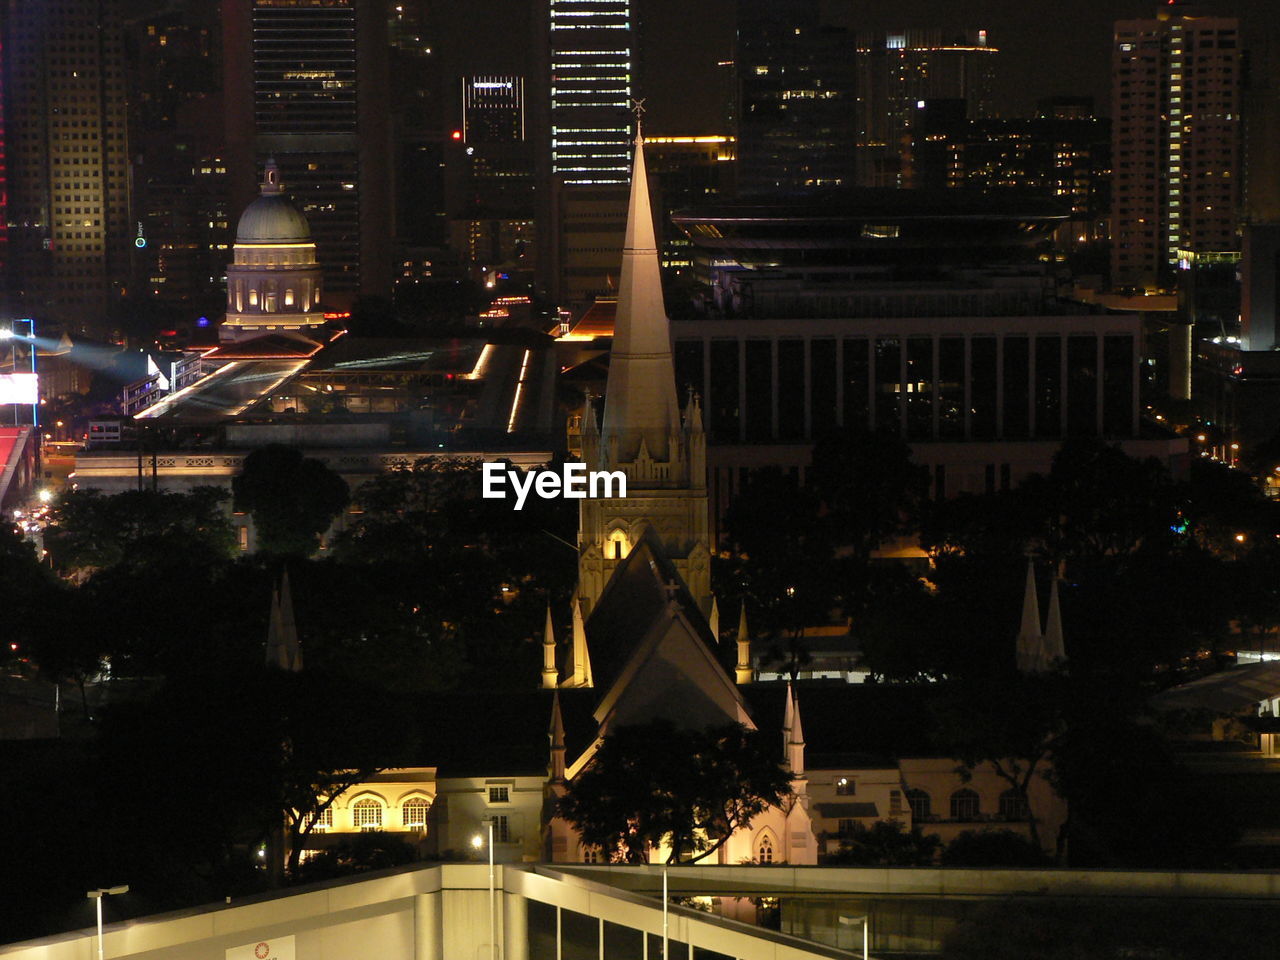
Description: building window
xmin=757 ymin=835 xmax=774 ymax=863
xmin=491 ymin=815 xmax=511 ymax=843
xmin=285 ymin=288 xmax=294 ymax=307
xmin=837 ymin=818 xmax=856 ymax=837
xmin=907 ymin=789 xmax=931 ymax=820
xmin=582 ymin=846 xmax=601 ymax=863
xmin=835 ymin=777 xmax=855 ymax=796
xmin=402 ymin=797 xmax=431 ymax=828
xmin=950 ymin=789 xmax=980 ymax=821
xmin=353 ymin=798 xmax=383 ymax=831
xmin=248 ymin=288 xmax=258 ymax=307
xmin=488 ymin=785 xmax=510 ymax=804
xmin=607 ymin=528 xmax=629 ymax=560
xmin=890 ymin=789 xmax=904 ymax=816
xmin=999 ymin=789 xmax=1029 ymax=821
xmin=238 ymin=526 xmax=249 ymax=551
xmin=312 ymin=806 xmax=333 ymax=834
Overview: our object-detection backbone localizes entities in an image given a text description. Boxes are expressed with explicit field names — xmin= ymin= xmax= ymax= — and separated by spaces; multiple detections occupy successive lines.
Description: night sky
xmin=543 ymin=0 xmax=1280 ymax=131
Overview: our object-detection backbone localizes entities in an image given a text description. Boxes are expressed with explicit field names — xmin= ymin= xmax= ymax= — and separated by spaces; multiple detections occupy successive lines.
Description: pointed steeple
xmin=787 ymin=684 xmax=806 ymax=777
xmin=567 ymin=597 xmax=594 ymax=687
xmin=266 ymin=568 xmax=302 ymax=672
xmin=1015 ymin=561 xmax=1042 ymax=673
xmin=735 ymin=602 xmax=753 ymax=684
xmin=549 ymin=691 xmax=566 ymax=781
xmin=1042 ymin=578 xmax=1066 ymax=667
xmin=708 ymin=595 xmax=721 ymax=642
xmin=541 ymin=602 xmax=559 ymax=689
xmin=599 ymin=130 xmax=682 ymax=464
xmin=782 ymin=681 xmax=796 ymax=769
xmin=685 ymin=387 xmax=704 ymax=434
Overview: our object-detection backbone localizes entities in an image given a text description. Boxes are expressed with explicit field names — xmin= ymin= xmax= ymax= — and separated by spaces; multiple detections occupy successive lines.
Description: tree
xmin=557 ymin=720 xmax=793 ymax=864
xmin=940 ymin=829 xmax=1050 ymax=867
xmin=233 ymin=445 xmax=349 ymax=556
xmin=46 ymin=486 xmax=237 ymax=575
xmin=825 ymin=820 xmax=941 ymax=866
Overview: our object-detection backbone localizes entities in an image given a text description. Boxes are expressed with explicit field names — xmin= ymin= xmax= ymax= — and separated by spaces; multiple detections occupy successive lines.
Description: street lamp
xmin=86 ymin=885 xmax=129 ymax=960
xmin=472 ymin=819 xmax=496 ymax=960
xmin=838 ymin=913 xmax=869 ymax=960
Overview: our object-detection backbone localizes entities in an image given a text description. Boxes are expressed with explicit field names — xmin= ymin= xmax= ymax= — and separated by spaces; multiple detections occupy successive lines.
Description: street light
xmin=838 ymin=914 xmax=870 ymax=960
xmin=472 ymin=819 xmax=496 ymax=960
xmin=86 ymin=885 xmax=129 ymax=960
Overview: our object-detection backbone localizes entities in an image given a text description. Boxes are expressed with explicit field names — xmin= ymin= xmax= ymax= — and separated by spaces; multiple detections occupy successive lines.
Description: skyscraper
xmin=854 ymin=28 xmax=997 ymax=188
xmin=548 ymin=0 xmax=632 ymax=187
xmin=223 ymin=0 xmax=392 ymax=303
xmin=735 ymin=0 xmax=855 ymax=195
xmin=1111 ymin=5 xmax=1241 ymax=290
xmin=1 ymin=0 xmax=130 ymax=334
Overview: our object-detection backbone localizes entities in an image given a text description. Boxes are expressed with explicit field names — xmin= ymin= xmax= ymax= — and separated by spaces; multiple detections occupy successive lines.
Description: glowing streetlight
xmin=472 ymin=819 xmax=496 ymax=960
xmin=86 ymin=885 xmax=129 ymax=960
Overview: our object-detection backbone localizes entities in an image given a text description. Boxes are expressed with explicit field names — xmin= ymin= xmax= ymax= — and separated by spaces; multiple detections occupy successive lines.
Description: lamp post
xmin=472 ymin=819 xmax=496 ymax=960
xmin=86 ymin=885 xmax=129 ymax=960
xmin=838 ymin=913 xmax=869 ymax=960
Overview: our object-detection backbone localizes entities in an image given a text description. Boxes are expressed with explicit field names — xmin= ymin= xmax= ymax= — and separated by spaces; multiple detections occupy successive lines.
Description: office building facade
xmin=1 ymin=0 xmax=130 ymax=334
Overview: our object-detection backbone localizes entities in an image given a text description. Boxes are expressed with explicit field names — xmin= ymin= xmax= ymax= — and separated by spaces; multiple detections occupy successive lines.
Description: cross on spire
xmin=630 ymin=98 xmax=646 ymax=142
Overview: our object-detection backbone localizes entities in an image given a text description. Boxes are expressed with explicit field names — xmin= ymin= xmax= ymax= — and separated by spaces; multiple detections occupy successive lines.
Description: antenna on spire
xmin=629 ymin=98 xmax=646 ymax=143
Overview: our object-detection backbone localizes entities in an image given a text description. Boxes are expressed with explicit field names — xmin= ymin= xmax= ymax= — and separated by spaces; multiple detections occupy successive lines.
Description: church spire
xmin=265 ymin=567 xmax=302 ymax=672
xmin=598 ymin=126 xmax=682 ymax=464
xmin=1042 ymin=577 xmax=1066 ymax=667
xmin=735 ymin=602 xmax=753 ymax=684
xmin=565 ymin=597 xmax=594 ymax=688
xmin=1015 ymin=561 xmax=1042 ymax=673
xmin=786 ymin=683 xmax=806 ymax=776
xmin=541 ymin=602 xmax=559 ymax=689
xmin=549 ymin=691 xmax=566 ymax=781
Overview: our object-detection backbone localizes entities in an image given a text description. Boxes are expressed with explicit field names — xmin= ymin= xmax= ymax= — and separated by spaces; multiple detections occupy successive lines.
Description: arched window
xmin=999 ymin=789 xmax=1029 ymax=821
xmin=353 ymin=797 xmax=383 ymax=831
xmin=312 ymin=806 xmax=333 ymax=834
xmin=582 ymin=846 xmax=601 ymax=864
xmin=402 ymin=797 xmax=431 ymax=829
xmin=607 ymin=528 xmax=629 ymax=560
xmin=906 ymin=788 xmax=931 ymax=821
xmin=285 ymin=288 xmax=295 ymax=307
xmin=248 ymin=288 xmax=259 ymax=307
xmin=757 ymin=835 xmax=775 ymax=863
xmin=950 ymin=788 xmax=980 ymax=821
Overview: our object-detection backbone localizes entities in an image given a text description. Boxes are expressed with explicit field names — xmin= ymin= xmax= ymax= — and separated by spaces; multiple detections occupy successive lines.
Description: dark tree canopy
xmin=233 ymin=445 xmax=350 ymax=556
xmin=557 ymin=720 xmax=793 ymax=864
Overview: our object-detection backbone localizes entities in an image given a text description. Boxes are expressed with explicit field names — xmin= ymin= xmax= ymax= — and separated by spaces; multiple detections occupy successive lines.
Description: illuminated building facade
xmin=735 ymin=0 xmax=855 ymax=195
xmin=854 ymin=28 xmax=998 ymax=188
xmin=1111 ymin=7 xmax=1241 ymax=290
xmin=1 ymin=0 xmax=130 ymax=334
xmin=548 ymin=0 xmax=632 ymax=187
xmin=223 ymin=0 xmax=392 ymax=302
xmin=220 ymin=160 xmax=326 ymax=342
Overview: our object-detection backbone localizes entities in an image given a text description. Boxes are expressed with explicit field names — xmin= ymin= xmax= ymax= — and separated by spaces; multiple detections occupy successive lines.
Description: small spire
xmin=736 ymin=602 xmax=752 ymax=684
xmin=549 ymin=691 xmax=566 ymax=781
xmin=260 ymin=157 xmax=283 ymax=196
xmin=581 ymin=395 xmax=598 ymax=436
xmin=266 ymin=568 xmax=302 ymax=671
xmin=782 ymin=681 xmax=796 ymax=769
xmin=685 ymin=388 xmax=704 ymax=434
xmin=541 ymin=602 xmax=559 ymax=689
xmin=708 ymin=595 xmax=721 ymax=642
xmin=1042 ymin=578 xmax=1066 ymax=666
xmin=787 ymin=684 xmax=806 ymax=777
xmin=569 ymin=597 xmax=593 ymax=687
xmin=1015 ymin=561 xmax=1042 ymax=673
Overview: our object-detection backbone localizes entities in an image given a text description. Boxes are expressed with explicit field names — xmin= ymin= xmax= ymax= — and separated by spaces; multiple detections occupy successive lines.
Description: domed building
xmin=220 ymin=160 xmax=328 ymax=343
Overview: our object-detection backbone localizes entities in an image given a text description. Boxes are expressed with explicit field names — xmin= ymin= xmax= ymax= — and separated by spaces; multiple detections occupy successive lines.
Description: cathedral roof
xmin=236 ymin=159 xmax=312 ymax=244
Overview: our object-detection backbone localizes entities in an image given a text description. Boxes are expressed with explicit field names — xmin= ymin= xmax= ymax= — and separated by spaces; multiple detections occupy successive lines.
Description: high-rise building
xmin=1111 ymin=5 xmax=1241 ymax=291
xmin=854 ymin=28 xmax=997 ymax=188
xmin=735 ymin=0 xmax=855 ymax=195
xmin=548 ymin=0 xmax=632 ymax=188
xmin=1 ymin=0 xmax=130 ymax=335
xmin=224 ymin=0 xmax=392 ymax=304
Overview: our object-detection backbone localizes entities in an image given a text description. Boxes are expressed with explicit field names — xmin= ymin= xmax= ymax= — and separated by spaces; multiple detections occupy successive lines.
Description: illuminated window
xmin=312 ymin=806 xmax=333 ymax=833
xmin=950 ymin=789 xmax=979 ymax=821
xmin=488 ymin=785 xmax=510 ymax=803
xmin=248 ymin=288 xmax=258 ymax=307
xmin=492 ymin=815 xmax=511 ymax=843
xmin=402 ymin=797 xmax=431 ymax=828
xmin=285 ymin=289 xmax=294 ymax=307
xmin=607 ymin=528 xmax=629 ymax=560
xmin=757 ymin=835 xmax=774 ymax=863
xmin=835 ymin=777 xmax=855 ymax=796
xmin=353 ymin=798 xmax=383 ymax=831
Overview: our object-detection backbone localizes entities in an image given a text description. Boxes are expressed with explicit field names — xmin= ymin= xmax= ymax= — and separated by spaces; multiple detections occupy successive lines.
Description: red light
xmin=160 ymin=329 xmax=177 ymax=337
xmin=451 ymin=130 xmax=463 ymax=141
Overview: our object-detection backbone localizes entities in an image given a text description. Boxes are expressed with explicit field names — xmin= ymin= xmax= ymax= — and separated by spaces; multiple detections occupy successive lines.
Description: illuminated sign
xmin=135 ymin=221 xmax=147 ymax=249
xmin=0 ymin=373 xmax=38 ymax=405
